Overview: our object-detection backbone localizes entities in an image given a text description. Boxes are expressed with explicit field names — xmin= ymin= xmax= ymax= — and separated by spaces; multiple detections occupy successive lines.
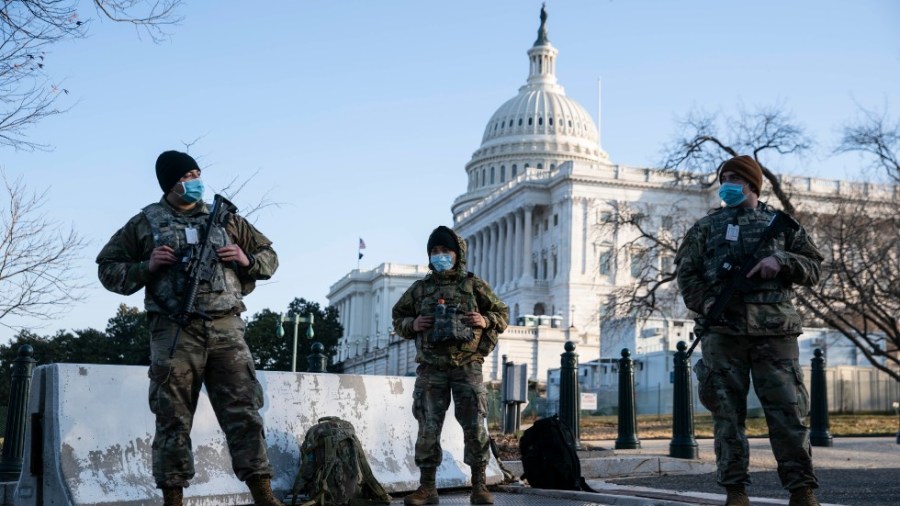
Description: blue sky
xmin=2 ymin=0 xmax=899 ymax=340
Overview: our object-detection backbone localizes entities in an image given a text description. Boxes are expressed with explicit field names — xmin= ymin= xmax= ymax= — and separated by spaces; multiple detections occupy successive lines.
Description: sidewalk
xmin=483 ymin=436 xmax=900 ymax=506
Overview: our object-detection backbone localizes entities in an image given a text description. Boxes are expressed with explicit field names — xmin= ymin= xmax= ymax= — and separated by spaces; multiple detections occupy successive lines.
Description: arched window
xmin=549 ymin=117 xmax=554 ymax=126
xmin=537 ymin=163 xmax=543 ymax=170
xmin=481 ymin=169 xmax=485 ymax=186
xmin=512 ymin=164 xmax=517 ymax=177
xmin=528 ymin=117 xmax=533 ymax=126
xmin=518 ymin=118 xmax=523 ymax=126
xmin=508 ymin=119 xmax=513 ymax=127
xmin=538 ymin=117 xmax=543 ymax=126
xmin=533 ymin=303 xmax=545 ymax=316
xmin=500 ymin=165 xmax=506 ymax=182
xmin=490 ymin=167 xmax=495 ymax=184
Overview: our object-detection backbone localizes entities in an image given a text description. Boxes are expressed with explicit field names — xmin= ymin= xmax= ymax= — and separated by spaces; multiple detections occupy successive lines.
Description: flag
xmin=358 ymin=237 xmax=366 ymax=260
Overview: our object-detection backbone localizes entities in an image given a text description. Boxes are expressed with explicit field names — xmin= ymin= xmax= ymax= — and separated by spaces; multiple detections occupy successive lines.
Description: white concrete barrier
xmin=15 ymin=364 xmax=503 ymax=506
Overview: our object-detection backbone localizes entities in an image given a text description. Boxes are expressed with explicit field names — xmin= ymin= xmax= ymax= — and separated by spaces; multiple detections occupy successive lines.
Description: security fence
xmin=541 ymin=365 xmax=899 ymax=417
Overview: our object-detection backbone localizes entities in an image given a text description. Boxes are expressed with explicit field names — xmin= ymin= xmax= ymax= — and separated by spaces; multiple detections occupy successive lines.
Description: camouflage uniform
xmin=97 ymin=197 xmax=278 ymax=489
xmin=392 ymin=227 xmax=509 ymax=469
xmin=675 ymin=202 xmax=823 ymax=491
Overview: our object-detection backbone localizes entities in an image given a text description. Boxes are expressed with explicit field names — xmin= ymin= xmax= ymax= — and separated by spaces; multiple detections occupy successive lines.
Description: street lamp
xmin=275 ymin=312 xmax=315 ymax=372
xmin=570 ymin=305 xmax=576 ymax=328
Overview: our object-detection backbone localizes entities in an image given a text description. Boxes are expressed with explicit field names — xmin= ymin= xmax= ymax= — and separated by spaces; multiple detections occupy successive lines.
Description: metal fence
xmin=540 ymin=365 xmax=899 ymax=417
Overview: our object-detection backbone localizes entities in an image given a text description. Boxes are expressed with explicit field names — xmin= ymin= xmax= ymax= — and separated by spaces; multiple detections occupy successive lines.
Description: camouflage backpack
xmin=290 ymin=417 xmax=392 ymax=506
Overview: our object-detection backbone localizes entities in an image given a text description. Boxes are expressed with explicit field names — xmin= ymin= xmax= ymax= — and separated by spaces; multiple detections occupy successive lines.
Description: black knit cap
xmin=426 ymin=226 xmax=459 ymax=256
xmin=155 ymin=150 xmax=200 ymax=193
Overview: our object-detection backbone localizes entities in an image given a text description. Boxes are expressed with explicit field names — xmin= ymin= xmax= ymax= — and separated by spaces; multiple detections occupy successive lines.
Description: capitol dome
xmin=461 ymin=7 xmax=607 ymax=198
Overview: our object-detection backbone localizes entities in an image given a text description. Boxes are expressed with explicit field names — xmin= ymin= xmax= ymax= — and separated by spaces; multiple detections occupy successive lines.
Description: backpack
xmin=290 ymin=417 xmax=392 ymax=506
xmin=518 ymin=414 xmax=595 ymax=492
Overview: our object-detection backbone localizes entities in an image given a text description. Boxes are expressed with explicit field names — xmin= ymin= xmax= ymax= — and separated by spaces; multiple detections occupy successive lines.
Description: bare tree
xmin=0 ymin=171 xmax=88 ymax=327
xmin=600 ymin=105 xmax=900 ymax=381
xmin=836 ymin=106 xmax=900 ymax=185
xmin=599 ymin=200 xmax=689 ymax=321
xmin=1 ymin=0 xmax=182 ymax=150
xmin=795 ymin=201 xmax=900 ymax=378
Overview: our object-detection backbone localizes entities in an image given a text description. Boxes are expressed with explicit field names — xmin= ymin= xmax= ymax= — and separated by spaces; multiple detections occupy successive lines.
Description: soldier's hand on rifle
xmin=148 ymin=245 xmax=177 ymax=272
xmin=746 ymin=255 xmax=782 ymax=280
xmin=413 ymin=315 xmax=434 ymax=332
xmin=216 ymin=244 xmax=250 ymax=267
xmin=465 ymin=311 xmax=487 ymax=329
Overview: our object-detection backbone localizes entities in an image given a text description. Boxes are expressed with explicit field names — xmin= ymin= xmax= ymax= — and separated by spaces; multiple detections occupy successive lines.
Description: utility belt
xmin=149 ymin=306 xmax=242 ymax=324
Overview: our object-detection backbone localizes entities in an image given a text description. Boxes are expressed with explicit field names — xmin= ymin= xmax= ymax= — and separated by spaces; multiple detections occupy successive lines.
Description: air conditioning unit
xmin=641 ymin=327 xmax=663 ymax=338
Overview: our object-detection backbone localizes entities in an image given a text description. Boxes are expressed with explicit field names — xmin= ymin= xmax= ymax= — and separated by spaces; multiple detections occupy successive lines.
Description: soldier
xmin=675 ymin=155 xmax=824 ymax=506
xmin=96 ymin=151 xmax=283 ymax=506
xmin=392 ymin=226 xmax=509 ymax=505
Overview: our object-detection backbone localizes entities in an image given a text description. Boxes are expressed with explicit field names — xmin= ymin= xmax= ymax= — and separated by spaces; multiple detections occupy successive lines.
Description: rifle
xmin=685 ymin=210 xmax=800 ymax=358
xmin=168 ymin=194 xmax=239 ymax=358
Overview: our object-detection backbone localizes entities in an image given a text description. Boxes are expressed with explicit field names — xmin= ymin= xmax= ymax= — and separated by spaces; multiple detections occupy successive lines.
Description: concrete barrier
xmin=15 ymin=364 xmax=502 ymax=506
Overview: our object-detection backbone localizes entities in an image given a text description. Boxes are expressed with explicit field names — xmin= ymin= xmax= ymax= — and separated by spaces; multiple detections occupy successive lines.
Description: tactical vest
xmin=701 ymin=206 xmax=792 ymax=304
xmin=412 ymin=273 xmax=493 ymax=366
xmin=141 ymin=203 xmax=244 ymax=316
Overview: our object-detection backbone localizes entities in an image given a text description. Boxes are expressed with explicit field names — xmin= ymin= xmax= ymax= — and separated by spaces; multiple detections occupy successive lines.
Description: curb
xmin=501 ymin=455 xmax=716 ymax=480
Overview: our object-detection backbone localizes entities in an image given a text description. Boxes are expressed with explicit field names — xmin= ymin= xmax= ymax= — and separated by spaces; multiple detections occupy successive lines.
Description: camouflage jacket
xmin=674 ymin=202 xmax=823 ymax=336
xmin=96 ymin=197 xmax=278 ymax=316
xmin=392 ymin=226 xmax=509 ymax=367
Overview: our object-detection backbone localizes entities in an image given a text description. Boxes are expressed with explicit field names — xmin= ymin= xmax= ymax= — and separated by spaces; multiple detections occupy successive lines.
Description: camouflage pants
xmin=148 ymin=314 xmax=273 ymax=488
xmin=696 ymin=332 xmax=816 ymax=491
xmin=412 ymin=362 xmax=490 ymax=469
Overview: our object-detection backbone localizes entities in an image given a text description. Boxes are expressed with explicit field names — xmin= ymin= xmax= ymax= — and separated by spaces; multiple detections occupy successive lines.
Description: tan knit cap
xmin=717 ymin=155 xmax=763 ymax=195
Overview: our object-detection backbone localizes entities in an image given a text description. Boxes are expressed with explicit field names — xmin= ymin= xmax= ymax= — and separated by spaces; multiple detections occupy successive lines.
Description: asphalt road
xmin=599 ymin=437 xmax=900 ymax=506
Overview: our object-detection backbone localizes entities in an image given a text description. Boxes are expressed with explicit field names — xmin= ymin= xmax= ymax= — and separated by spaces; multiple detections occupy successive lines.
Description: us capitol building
xmin=326 ymin=8 xmax=893 ymax=385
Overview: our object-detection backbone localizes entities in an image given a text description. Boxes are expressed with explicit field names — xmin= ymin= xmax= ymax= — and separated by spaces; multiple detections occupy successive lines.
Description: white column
xmin=478 ymin=229 xmax=486 ymax=279
xmin=490 ymin=223 xmax=499 ymax=286
xmin=514 ymin=209 xmax=524 ymax=283
xmin=509 ymin=215 xmax=516 ymax=283
xmin=581 ymin=198 xmax=590 ymax=274
xmin=472 ymin=231 xmax=479 ymax=277
xmin=498 ymin=219 xmax=507 ymax=287
xmin=560 ymin=197 xmax=572 ymax=279
xmin=523 ymin=206 xmax=534 ymax=280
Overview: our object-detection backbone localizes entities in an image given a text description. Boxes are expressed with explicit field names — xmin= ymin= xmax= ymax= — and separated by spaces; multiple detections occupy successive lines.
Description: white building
xmin=328 ymin=8 xmax=896 ymax=385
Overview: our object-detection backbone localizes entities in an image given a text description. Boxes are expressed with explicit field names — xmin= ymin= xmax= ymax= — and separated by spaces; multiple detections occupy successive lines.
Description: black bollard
xmin=558 ymin=341 xmax=581 ymax=448
xmin=501 ymin=355 xmax=510 ymax=434
xmin=809 ymin=348 xmax=833 ymax=447
xmin=307 ymin=341 xmax=328 ymax=373
xmin=0 ymin=345 xmax=37 ymax=481
xmin=615 ymin=348 xmax=641 ymax=449
xmin=669 ymin=341 xmax=698 ymax=459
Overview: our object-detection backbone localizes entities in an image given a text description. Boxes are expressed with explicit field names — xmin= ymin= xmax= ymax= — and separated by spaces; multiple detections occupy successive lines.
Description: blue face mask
xmin=718 ymin=182 xmax=746 ymax=207
xmin=179 ymin=179 xmax=204 ymax=204
xmin=430 ymin=254 xmax=454 ymax=272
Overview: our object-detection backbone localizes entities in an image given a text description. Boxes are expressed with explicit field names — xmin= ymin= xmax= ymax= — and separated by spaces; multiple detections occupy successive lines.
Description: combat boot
xmin=788 ymin=487 xmax=820 ymax=506
xmin=246 ymin=475 xmax=285 ymax=506
xmin=161 ymin=487 xmax=183 ymax=506
xmin=469 ymin=464 xmax=494 ymax=504
xmin=404 ymin=467 xmax=439 ymax=505
xmin=724 ymin=485 xmax=750 ymax=506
